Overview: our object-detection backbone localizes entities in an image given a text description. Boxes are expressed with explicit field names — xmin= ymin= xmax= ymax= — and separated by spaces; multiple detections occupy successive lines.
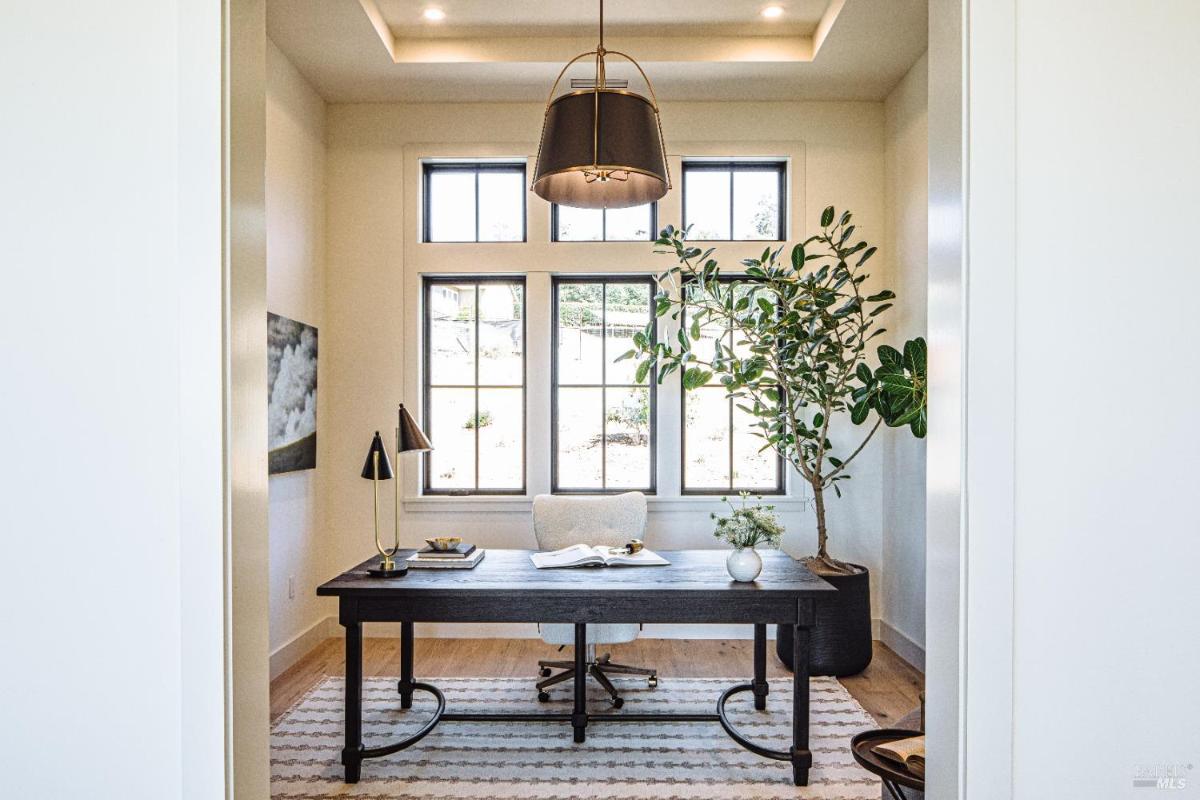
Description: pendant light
xmin=531 ymin=0 xmax=671 ymax=210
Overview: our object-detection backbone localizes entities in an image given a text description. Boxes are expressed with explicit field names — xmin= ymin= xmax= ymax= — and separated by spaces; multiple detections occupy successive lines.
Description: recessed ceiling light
xmin=761 ymin=5 xmax=785 ymax=18
xmin=423 ymin=7 xmax=446 ymax=22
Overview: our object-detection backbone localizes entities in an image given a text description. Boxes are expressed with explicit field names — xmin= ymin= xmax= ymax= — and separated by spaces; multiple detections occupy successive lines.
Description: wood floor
xmin=271 ymin=637 xmax=923 ymax=726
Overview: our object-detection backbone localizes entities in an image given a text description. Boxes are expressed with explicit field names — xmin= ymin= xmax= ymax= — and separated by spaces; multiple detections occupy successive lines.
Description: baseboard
xmin=878 ymin=619 xmax=925 ymax=671
xmin=270 ymin=616 xmax=337 ymax=680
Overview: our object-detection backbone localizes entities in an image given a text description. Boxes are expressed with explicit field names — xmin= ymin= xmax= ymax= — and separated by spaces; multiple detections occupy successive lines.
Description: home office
xmin=264 ymin=1 xmax=929 ymax=797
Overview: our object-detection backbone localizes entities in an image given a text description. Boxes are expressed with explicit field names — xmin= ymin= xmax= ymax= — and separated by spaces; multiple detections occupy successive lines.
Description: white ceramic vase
xmin=726 ymin=547 xmax=763 ymax=582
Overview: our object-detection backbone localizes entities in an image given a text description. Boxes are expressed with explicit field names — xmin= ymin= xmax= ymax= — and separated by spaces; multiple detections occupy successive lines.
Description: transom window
xmin=422 ymin=162 xmax=526 ymax=243
xmin=423 ymin=277 xmax=525 ymax=494
xmin=552 ymin=203 xmax=657 ymax=242
xmin=552 ymin=277 xmax=656 ymax=493
xmin=682 ymin=278 xmax=784 ymax=494
xmin=682 ymin=160 xmax=786 ymax=241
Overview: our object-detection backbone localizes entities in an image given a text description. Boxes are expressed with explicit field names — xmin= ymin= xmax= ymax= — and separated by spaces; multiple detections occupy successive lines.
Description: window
xmin=423 ymin=277 xmax=525 ymax=494
xmin=422 ymin=162 xmax=526 ymax=242
xmin=552 ymin=203 xmax=657 ymax=242
xmin=682 ymin=278 xmax=785 ymax=494
xmin=682 ymin=161 xmax=786 ymax=241
xmin=552 ymin=277 xmax=656 ymax=492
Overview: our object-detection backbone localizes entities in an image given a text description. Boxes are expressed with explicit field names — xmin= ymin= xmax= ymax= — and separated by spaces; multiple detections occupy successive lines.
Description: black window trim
xmin=551 ymin=275 xmax=658 ymax=495
xmin=422 ymin=161 xmax=528 ymax=244
xmin=550 ymin=202 xmax=659 ymax=243
xmin=681 ymin=159 xmax=788 ymax=243
xmin=680 ymin=274 xmax=786 ymax=496
xmin=422 ymin=275 xmax=528 ymax=496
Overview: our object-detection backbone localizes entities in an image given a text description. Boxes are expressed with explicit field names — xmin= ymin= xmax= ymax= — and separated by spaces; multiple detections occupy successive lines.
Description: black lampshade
xmin=532 ymin=90 xmax=669 ymax=210
xmin=360 ymin=431 xmax=394 ymax=480
xmin=397 ymin=404 xmax=434 ymax=453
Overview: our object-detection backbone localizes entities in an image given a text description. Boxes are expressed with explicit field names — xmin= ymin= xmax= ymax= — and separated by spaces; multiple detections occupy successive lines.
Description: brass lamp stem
xmin=373 ymin=451 xmax=398 ymax=572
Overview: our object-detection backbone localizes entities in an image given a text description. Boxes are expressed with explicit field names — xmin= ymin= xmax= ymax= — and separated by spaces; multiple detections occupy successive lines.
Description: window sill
xmin=402 ymin=495 xmax=810 ymax=514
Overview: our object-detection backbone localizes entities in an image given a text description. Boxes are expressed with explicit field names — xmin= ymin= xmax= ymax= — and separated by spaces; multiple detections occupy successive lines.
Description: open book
xmin=531 ymin=544 xmax=670 ymax=569
xmin=871 ymin=735 xmax=925 ymax=779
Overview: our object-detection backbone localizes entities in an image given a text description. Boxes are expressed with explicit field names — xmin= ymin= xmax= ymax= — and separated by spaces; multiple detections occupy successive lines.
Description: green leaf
xmin=615 ymin=349 xmax=637 ymax=362
xmin=904 ymin=337 xmax=927 ymax=373
xmin=821 ymin=206 xmax=835 ymax=227
xmin=757 ymin=297 xmax=774 ymax=315
xmin=878 ymin=344 xmax=903 ymax=366
xmin=790 ymin=244 xmax=805 ymax=271
xmin=866 ymin=290 xmax=896 ymax=302
xmin=635 ymin=360 xmax=651 ymax=384
xmin=850 ymin=400 xmax=870 ymax=425
xmin=857 ymin=247 xmax=877 ymax=267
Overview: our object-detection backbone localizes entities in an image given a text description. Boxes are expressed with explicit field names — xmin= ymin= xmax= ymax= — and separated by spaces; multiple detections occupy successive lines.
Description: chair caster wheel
xmin=612 ymin=697 xmax=624 ymax=709
xmin=537 ymin=691 xmax=551 ymax=703
xmin=648 ymin=675 xmax=658 ymax=688
xmin=539 ymin=667 xmax=552 ymax=677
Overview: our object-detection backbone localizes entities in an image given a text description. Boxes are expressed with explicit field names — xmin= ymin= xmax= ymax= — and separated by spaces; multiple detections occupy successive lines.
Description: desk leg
xmin=341 ymin=619 xmax=363 ymax=784
xmin=398 ymin=620 xmax=414 ymax=710
xmin=790 ymin=622 xmax=812 ymax=786
xmin=572 ymin=623 xmax=587 ymax=744
xmin=752 ymin=623 xmax=769 ymax=711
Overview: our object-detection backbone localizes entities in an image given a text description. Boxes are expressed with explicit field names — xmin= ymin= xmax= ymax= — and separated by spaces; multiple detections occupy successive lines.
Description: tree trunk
xmin=812 ymin=481 xmax=828 ymax=559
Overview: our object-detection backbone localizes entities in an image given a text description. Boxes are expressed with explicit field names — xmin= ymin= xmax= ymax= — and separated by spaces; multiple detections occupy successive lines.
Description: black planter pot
xmin=776 ymin=563 xmax=872 ymax=677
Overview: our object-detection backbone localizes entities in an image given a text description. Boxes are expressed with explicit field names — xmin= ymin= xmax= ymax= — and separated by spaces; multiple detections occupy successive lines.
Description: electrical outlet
xmin=288 ymin=575 xmax=295 ymax=600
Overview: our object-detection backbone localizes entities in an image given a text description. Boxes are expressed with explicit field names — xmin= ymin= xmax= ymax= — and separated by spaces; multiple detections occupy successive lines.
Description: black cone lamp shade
xmin=397 ymin=404 xmax=433 ymax=452
xmin=532 ymin=0 xmax=670 ymax=210
xmin=360 ymin=431 xmax=394 ymax=480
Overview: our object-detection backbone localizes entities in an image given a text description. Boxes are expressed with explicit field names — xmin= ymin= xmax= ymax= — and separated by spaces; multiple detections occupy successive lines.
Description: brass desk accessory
xmin=361 ymin=431 xmax=404 ymax=577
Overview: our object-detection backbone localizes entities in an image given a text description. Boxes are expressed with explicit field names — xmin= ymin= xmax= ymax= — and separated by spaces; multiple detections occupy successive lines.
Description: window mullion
xmin=600 ymin=282 xmax=608 ymax=490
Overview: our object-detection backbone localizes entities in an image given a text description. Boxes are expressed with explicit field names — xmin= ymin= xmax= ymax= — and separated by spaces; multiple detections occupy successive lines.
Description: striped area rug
xmin=272 ymin=676 xmax=881 ymax=799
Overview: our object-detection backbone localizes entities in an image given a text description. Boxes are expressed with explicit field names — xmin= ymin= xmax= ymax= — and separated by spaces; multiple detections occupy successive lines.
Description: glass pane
xmin=606 ymin=387 xmax=652 ymax=489
xmin=733 ymin=169 xmax=781 ymax=240
xmin=478 ymin=170 xmax=524 ymax=241
xmin=427 ymin=388 xmax=476 ymax=489
xmin=427 ymin=284 xmax=476 ymax=385
xmin=556 ymin=205 xmax=603 ymax=241
xmin=557 ymin=388 xmax=603 ymax=488
xmin=733 ymin=402 xmax=779 ymax=490
xmin=684 ymin=169 xmax=731 ymax=240
xmin=427 ymin=170 xmax=476 ymax=242
xmin=683 ymin=387 xmax=731 ymax=490
xmin=477 ymin=388 xmax=523 ymax=489
xmin=477 ymin=283 xmax=523 ymax=385
xmin=556 ymin=283 xmax=603 ymax=384
xmin=605 ymin=282 xmax=650 ymax=385
xmin=605 ymin=203 xmax=653 ymax=241
xmin=684 ymin=293 xmax=730 ymax=375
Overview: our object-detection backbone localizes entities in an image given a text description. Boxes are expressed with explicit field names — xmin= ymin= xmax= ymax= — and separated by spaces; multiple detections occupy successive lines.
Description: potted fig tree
xmin=624 ymin=207 xmax=927 ymax=676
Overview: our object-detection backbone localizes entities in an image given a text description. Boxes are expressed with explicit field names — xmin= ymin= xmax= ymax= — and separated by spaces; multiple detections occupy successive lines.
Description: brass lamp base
xmin=367 ymin=557 xmax=408 ymax=578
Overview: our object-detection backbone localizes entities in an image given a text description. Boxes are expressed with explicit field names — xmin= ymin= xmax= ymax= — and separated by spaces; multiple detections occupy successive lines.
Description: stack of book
xmin=406 ymin=542 xmax=485 ymax=569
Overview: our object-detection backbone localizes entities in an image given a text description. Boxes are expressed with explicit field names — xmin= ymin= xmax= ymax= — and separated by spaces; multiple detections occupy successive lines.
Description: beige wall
xmin=266 ymin=38 xmax=331 ymax=670
xmin=321 ymin=99 xmax=896 ymax=636
xmin=881 ymin=52 xmax=929 ymax=667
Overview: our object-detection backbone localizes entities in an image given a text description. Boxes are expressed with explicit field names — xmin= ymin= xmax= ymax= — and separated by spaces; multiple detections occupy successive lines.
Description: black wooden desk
xmin=317 ymin=548 xmax=834 ymax=785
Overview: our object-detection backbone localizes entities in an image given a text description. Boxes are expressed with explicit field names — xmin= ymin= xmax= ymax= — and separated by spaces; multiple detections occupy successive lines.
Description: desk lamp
xmin=361 ymin=431 xmax=402 ymax=577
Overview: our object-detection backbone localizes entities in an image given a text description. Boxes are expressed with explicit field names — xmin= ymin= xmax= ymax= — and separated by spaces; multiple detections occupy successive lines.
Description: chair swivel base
xmin=536 ymin=652 xmax=658 ymax=708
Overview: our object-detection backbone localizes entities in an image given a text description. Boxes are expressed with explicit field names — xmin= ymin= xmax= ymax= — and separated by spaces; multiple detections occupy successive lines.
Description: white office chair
xmin=532 ymin=492 xmax=658 ymax=707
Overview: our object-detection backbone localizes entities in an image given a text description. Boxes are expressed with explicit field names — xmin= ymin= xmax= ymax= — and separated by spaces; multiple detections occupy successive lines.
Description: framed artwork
xmin=268 ymin=312 xmax=317 ymax=474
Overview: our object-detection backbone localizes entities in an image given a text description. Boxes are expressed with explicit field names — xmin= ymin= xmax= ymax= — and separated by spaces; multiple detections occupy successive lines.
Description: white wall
xmin=321 ymin=100 xmax=897 ymax=637
xmin=0 ymin=3 xmax=226 ymax=798
xmin=266 ymin=38 xmax=331 ymax=675
xmin=1004 ymin=3 xmax=1200 ymax=796
xmin=880 ymin=53 xmax=928 ymax=669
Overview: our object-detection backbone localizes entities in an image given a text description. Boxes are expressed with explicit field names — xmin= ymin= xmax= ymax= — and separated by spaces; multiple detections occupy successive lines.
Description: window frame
xmin=421 ymin=161 xmax=528 ymax=244
xmin=422 ymin=275 xmax=528 ymax=496
xmin=681 ymin=160 xmax=788 ymax=242
xmin=551 ymin=275 xmax=658 ymax=494
xmin=550 ymin=202 xmax=659 ymax=243
xmin=680 ymin=275 xmax=786 ymax=496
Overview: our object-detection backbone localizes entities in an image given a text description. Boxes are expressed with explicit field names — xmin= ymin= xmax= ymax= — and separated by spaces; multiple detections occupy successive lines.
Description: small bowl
xmin=425 ymin=536 xmax=463 ymax=552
